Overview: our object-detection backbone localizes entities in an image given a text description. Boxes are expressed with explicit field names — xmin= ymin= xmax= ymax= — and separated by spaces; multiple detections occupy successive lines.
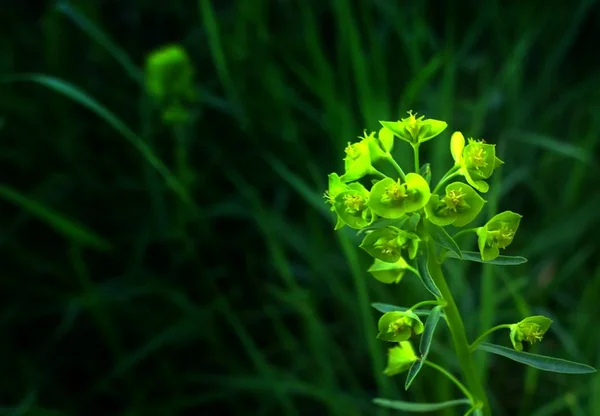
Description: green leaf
xmin=373 ymin=398 xmax=471 ymax=412
xmin=424 ymin=220 xmax=462 ymax=259
xmin=416 ymin=252 xmax=442 ymax=298
xmin=370 ymin=303 xmax=444 ymax=318
xmin=446 ymin=251 xmax=527 ymax=265
xmin=378 ymin=126 xmax=394 ymax=153
xmin=450 ymin=131 xmax=465 ymax=164
xmin=476 ymin=343 xmax=596 ymax=374
xmin=384 ymin=342 xmax=418 ymax=376
xmin=405 ymin=359 xmax=425 ymax=390
xmin=419 ymin=306 xmax=442 ymax=360
xmin=368 ymin=258 xmax=411 ymax=284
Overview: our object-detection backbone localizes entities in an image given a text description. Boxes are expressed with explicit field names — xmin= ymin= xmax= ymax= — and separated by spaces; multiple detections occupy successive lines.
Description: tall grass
xmin=0 ymin=0 xmax=599 ymax=414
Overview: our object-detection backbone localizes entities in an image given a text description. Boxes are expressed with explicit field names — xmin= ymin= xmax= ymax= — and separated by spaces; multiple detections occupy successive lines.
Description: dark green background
xmin=1 ymin=1 xmax=600 ymax=415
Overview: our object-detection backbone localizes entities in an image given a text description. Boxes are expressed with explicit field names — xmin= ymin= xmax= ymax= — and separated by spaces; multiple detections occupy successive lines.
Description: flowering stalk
xmin=323 ymin=111 xmax=595 ymax=415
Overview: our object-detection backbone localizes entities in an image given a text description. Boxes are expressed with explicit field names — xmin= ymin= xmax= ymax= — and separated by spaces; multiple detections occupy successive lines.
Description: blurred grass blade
xmin=425 ymin=220 xmax=462 ymax=259
xmin=511 ymin=131 xmax=592 ymax=164
xmin=420 ymin=306 xmax=442 ymax=360
xmin=267 ymin=156 xmax=329 ymax=217
xmin=446 ymin=251 xmax=527 ymax=265
xmin=0 ymin=184 xmax=111 ymax=250
xmin=405 ymin=359 xmax=425 ymax=390
xmin=0 ymin=74 xmax=192 ymax=205
xmin=55 ymin=1 xmax=142 ymax=83
xmin=476 ymin=343 xmax=596 ymax=374
xmin=374 ymin=397 xmax=470 ymax=412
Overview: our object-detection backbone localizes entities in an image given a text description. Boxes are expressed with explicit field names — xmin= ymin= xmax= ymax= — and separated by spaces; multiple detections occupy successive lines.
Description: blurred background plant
xmin=1 ymin=0 xmax=600 ymax=415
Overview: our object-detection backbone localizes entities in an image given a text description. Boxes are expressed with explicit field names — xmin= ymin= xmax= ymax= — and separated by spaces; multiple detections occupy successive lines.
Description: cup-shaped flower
xmin=384 ymin=341 xmax=418 ymax=376
xmin=368 ymin=174 xmax=431 ymax=219
xmin=477 ymin=211 xmax=522 ymax=261
xmin=368 ymin=257 xmax=413 ymax=284
xmin=377 ymin=311 xmax=424 ymax=342
xmin=450 ymin=132 xmax=504 ymax=193
xmin=380 ymin=111 xmax=447 ymax=145
xmin=509 ymin=316 xmax=553 ymax=351
xmin=323 ymin=173 xmax=347 ymax=211
xmin=360 ymin=227 xmax=420 ymax=263
xmin=424 ymin=182 xmax=486 ymax=227
xmin=333 ymin=182 xmax=374 ymax=230
xmin=340 ymin=131 xmax=386 ymax=183
xmin=323 ymin=173 xmax=351 ymax=229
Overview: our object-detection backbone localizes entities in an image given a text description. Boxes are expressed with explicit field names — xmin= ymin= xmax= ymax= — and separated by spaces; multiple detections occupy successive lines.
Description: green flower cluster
xmin=324 ymin=111 xmax=535 ymax=375
xmin=324 ymin=111 xmax=522 ymax=279
xmin=144 ymin=44 xmax=196 ymax=124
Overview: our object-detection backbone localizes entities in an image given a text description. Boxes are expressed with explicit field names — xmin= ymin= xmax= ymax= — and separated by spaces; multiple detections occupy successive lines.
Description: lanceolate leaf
xmin=446 ymin=251 xmax=527 ymax=265
xmin=420 ymin=306 xmax=443 ymax=360
xmin=405 ymin=359 xmax=425 ymax=390
xmin=424 ymin=220 xmax=462 ymax=259
xmin=416 ymin=253 xmax=442 ymax=298
xmin=373 ymin=398 xmax=471 ymax=412
xmin=476 ymin=343 xmax=596 ymax=374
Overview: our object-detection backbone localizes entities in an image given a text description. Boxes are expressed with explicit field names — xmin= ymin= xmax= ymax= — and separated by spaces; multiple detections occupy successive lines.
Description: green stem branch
xmin=369 ymin=168 xmax=387 ymax=179
xmin=452 ymin=228 xmax=479 ymax=241
xmin=433 ymin=170 xmax=461 ymax=194
xmin=425 ymin=239 xmax=490 ymax=415
xmin=424 ymin=361 xmax=475 ymax=405
xmin=412 ymin=144 xmax=420 ymax=173
xmin=408 ymin=299 xmax=441 ymax=311
xmin=385 ymin=154 xmax=406 ymax=180
xmin=469 ymin=324 xmax=512 ymax=352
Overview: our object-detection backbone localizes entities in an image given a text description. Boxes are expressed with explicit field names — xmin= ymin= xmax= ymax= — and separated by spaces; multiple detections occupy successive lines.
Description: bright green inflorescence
xmin=144 ymin=44 xmax=196 ymax=124
xmin=325 ymin=110 xmax=519 ymax=275
xmin=323 ymin=111 xmax=593 ymax=415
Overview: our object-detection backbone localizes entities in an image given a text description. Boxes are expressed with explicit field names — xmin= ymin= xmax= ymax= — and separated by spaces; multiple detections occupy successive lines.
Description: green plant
xmin=324 ymin=111 xmax=596 ymax=415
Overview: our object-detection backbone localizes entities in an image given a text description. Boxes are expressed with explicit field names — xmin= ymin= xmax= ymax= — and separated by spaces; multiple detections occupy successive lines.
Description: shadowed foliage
xmin=1 ymin=0 xmax=600 ymax=415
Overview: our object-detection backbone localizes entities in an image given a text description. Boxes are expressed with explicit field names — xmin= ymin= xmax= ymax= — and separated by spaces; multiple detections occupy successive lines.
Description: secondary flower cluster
xmin=145 ymin=44 xmax=196 ymax=124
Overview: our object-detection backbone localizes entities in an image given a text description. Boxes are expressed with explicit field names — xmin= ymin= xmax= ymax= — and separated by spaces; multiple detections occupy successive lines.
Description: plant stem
xmin=452 ymin=228 xmax=479 ymax=241
xmin=385 ymin=154 xmax=406 ymax=180
xmin=412 ymin=144 xmax=420 ymax=173
xmin=409 ymin=299 xmax=441 ymax=311
xmin=369 ymin=168 xmax=387 ymax=179
xmin=425 ymin=239 xmax=490 ymax=415
xmin=424 ymin=361 xmax=475 ymax=404
xmin=433 ymin=170 xmax=461 ymax=194
xmin=469 ymin=324 xmax=512 ymax=352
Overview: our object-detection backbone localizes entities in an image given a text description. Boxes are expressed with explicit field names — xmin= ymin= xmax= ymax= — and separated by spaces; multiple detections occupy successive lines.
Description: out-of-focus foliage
xmin=1 ymin=1 xmax=599 ymax=415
